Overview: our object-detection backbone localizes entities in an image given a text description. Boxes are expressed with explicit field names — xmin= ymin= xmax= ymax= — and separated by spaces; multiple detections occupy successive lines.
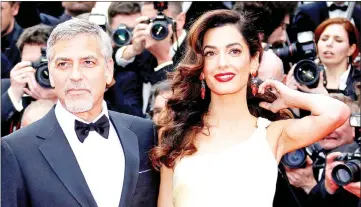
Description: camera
xmin=142 ymin=2 xmax=176 ymax=41
xmin=331 ymin=149 xmax=360 ymax=186
xmin=88 ymin=13 xmax=107 ymax=32
xmin=112 ymin=24 xmax=132 ymax=47
xmin=31 ymin=47 xmax=52 ymax=88
xmin=281 ymin=143 xmax=325 ymax=168
xmin=273 ymin=31 xmax=327 ymax=88
xmin=332 ymin=113 xmax=361 ymax=186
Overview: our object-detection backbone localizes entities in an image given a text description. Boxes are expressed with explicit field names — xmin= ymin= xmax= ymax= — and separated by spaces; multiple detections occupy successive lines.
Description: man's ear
xmin=49 ymin=70 xmax=55 ymax=88
xmin=11 ymin=2 xmax=20 ymax=16
xmin=105 ymin=58 xmax=114 ymax=85
xmin=175 ymin=12 xmax=186 ymax=31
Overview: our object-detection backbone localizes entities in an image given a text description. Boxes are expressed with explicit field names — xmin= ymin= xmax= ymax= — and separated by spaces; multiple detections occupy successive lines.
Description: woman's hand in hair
xmin=258 ymin=78 xmax=298 ymax=113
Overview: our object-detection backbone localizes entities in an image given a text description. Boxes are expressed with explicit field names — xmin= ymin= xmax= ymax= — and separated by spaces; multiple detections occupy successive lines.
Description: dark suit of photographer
xmin=114 ymin=2 xmax=187 ymax=114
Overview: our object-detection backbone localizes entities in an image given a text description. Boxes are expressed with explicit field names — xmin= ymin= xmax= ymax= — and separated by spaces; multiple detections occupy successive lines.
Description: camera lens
xmin=332 ymin=160 xmax=360 ymax=186
xmin=281 ymin=148 xmax=307 ymax=168
xmin=35 ymin=63 xmax=52 ymax=88
xmin=273 ymin=43 xmax=297 ymax=63
xmin=294 ymin=59 xmax=320 ymax=88
xmin=113 ymin=25 xmax=132 ymax=47
xmin=151 ymin=20 xmax=168 ymax=40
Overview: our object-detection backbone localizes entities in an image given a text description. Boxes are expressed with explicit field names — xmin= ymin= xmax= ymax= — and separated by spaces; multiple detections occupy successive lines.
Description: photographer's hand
xmin=324 ymin=152 xmax=343 ymax=194
xmin=343 ymin=182 xmax=361 ymax=198
xmin=146 ymin=23 xmax=173 ymax=66
xmin=296 ymin=70 xmax=329 ymax=96
xmin=24 ymin=72 xmax=57 ymax=100
xmin=285 ymin=64 xmax=299 ymax=91
xmin=285 ymin=156 xmax=317 ymax=194
xmin=122 ymin=16 xmax=149 ymax=60
xmin=9 ymin=61 xmax=35 ymax=102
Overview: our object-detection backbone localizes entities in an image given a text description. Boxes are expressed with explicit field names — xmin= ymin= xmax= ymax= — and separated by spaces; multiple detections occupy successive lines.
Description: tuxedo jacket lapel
xmin=109 ymin=111 xmax=140 ymax=207
xmin=37 ymin=109 xmax=97 ymax=207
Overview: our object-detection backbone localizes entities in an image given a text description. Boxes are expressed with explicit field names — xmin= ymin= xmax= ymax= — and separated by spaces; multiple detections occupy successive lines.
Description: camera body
xmin=332 ymin=149 xmax=361 ymax=186
xmin=273 ymin=31 xmax=327 ymax=88
xmin=142 ymin=2 xmax=176 ymax=41
xmin=31 ymin=47 xmax=52 ymax=88
xmin=88 ymin=13 xmax=107 ymax=32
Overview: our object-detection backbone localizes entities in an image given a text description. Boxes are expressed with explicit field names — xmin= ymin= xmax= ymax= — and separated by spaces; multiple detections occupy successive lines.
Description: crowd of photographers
xmin=1 ymin=1 xmax=360 ymax=206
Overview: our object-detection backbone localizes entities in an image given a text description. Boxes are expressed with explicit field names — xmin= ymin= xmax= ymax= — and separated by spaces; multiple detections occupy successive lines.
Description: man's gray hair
xmin=46 ymin=18 xmax=112 ymax=61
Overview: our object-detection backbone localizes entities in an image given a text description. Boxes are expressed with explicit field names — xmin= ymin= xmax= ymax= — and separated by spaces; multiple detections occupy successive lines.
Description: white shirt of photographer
xmin=326 ymin=2 xmax=355 ymax=25
xmin=55 ymin=100 xmax=125 ymax=207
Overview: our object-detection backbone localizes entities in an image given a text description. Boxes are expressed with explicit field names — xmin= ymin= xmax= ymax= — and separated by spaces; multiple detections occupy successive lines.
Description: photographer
xmin=115 ymin=1 xmax=187 ymax=114
xmin=1 ymin=1 xmax=22 ymax=78
xmin=280 ymin=94 xmax=360 ymax=207
xmin=1 ymin=24 xmax=55 ymax=136
xmin=233 ymin=2 xmax=298 ymax=46
xmin=286 ymin=18 xmax=360 ymax=101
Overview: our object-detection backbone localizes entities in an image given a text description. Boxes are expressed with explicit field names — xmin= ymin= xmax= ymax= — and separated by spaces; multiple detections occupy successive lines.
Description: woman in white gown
xmin=150 ymin=10 xmax=350 ymax=207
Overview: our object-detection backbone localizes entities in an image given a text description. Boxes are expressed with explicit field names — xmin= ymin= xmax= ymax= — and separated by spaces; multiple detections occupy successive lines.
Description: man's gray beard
xmin=64 ymin=98 xmax=93 ymax=113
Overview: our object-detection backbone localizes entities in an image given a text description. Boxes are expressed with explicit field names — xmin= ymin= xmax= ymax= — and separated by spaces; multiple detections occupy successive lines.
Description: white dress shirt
xmin=55 ymin=100 xmax=125 ymax=207
xmin=326 ymin=2 xmax=355 ymax=25
xmin=325 ymin=64 xmax=351 ymax=90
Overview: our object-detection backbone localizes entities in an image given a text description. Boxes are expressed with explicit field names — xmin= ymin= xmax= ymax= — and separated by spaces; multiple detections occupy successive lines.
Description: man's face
xmin=141 ymin=3 xmax=172 ymax=20
xmin=110 ymin=13 xmax=141 ymax=30
xmin=62 ymin=2 xmax=95 ymax=16
xmin=21 ymin=44 xmax=44 ymax=62
xmin=152 ymin=90 xmax=172 ymax=124
xmin=267 ymin=15 xmax=290 ymax=45
xmin=318 ymin=118 xmax=355 ymax=150
xmin=1 ymin=2 xmax=19 ymax=36
xmin=49 ymin=34 xmax=113 ymax=113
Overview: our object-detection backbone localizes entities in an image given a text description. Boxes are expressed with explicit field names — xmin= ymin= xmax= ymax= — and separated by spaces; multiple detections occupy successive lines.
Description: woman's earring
xmin=200 ymin=76 xmax=206 ymax=99
xmin=251 ymin=71 xmax=258 ymax=96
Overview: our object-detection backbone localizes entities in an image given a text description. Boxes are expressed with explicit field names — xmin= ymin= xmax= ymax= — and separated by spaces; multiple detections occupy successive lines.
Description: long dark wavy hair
xmin=149 ymin=10 xmax=292 ymax=170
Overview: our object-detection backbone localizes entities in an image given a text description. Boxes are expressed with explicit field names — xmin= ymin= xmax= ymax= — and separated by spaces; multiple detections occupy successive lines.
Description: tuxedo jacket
xmin=1 ymin=107 xmax=160 ymax=207
xmin=292 ymin=2 xmax=361 ymax=36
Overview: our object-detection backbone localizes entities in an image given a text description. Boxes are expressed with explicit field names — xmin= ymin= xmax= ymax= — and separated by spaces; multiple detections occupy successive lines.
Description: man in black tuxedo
xmin=292 ymin=2 xmax=361 ymax=41
xmin=1 ymin=19 xmax=159 ymax=207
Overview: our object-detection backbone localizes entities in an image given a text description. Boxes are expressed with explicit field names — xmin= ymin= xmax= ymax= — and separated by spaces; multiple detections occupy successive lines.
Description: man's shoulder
xmin=298 ymin=2 xmax=325 ymax=12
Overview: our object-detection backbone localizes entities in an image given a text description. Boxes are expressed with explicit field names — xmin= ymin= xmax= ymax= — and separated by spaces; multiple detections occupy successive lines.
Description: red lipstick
xmin=214 ymin=72 xmax=235 ymax=82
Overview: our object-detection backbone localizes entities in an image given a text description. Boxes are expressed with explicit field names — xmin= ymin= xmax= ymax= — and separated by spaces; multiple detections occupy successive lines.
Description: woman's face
xmin=317 ymin=24 xmax=356 ymax=66
xmin=202 ymin=25 xmax=258 ymax=96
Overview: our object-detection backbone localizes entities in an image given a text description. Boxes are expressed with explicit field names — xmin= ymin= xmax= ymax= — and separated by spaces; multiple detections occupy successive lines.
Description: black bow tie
xmin=329 ymin=4 xmax=348 ymax=12
xmin=75 ymin=115 xmax=110 ymax=143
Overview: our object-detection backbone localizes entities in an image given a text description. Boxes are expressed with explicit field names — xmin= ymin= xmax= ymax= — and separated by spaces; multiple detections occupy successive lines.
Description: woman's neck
xmin=206 ymin=89 xmax=255 ymax=129
xmin=325 ymin=61 xmax=349 ymax=87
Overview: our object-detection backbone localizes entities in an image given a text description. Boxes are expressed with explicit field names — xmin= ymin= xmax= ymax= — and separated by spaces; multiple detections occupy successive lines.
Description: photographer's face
xmin=317 ymin=24 xmax=356 ymax=67
xmin=141 ymin=3 xmax=172 ymax=19
xmin=110 ymin=13 xmax=141 ymax=30
xmin=202 ymin=25 xmax=258 ymax=96
xmin=21 ymin=44 xmax=43 ymax=62
xmin=62 ymin=2 xmax=95 ymax=16
xmin=318 ymin=118 xmax=354 ymax=150
xmin=49 ymin=34 xmax=113 ymax=113
xmin=267 ymin=15 xmax=289 ymax=45
xmin=152 ymin=90 xmax=172 ymax=124
xmin=1 ymin=2 xmax=19 ymax=36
